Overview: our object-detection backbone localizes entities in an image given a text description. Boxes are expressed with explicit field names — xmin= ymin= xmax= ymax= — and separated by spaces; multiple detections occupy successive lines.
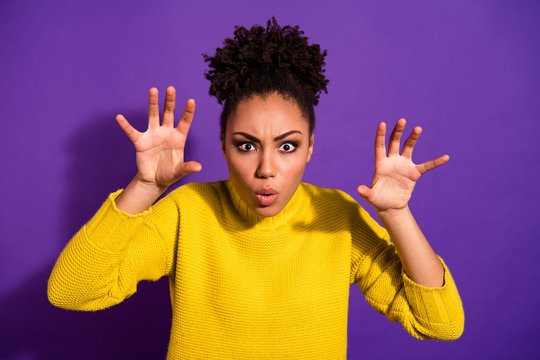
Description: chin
xmin=253 ymin=204 xmax=282 ymax=218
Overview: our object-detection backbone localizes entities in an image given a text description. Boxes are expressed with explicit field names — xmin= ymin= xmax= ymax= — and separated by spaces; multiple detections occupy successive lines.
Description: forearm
xmin=115 ymin=173 xmax=168 ymax=214
xmin=376 ymin=206 xmax=444 ymax=287
xmin=48 ymin=189 xmax=154 ymax=310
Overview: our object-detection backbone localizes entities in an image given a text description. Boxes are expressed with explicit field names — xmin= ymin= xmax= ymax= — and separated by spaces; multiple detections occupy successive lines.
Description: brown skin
xmin=357 ymin=119 xmax=450 ymax=287
xmin=115 ymin=86 xmax=447 ymax=287
xmin=221 ymin=92 xmax=314 ymax=217
xmin=114 ymin=86 xmax=201 ymax=214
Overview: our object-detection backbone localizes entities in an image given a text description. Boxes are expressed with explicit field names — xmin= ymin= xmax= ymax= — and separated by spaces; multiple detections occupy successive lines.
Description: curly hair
xmin=202 ymin=16 xmax=329 ymax=142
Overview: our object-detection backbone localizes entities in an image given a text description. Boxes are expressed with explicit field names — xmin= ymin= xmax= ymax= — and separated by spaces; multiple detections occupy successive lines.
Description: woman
xmin=48 ymin=17 xmax=464 ymax=359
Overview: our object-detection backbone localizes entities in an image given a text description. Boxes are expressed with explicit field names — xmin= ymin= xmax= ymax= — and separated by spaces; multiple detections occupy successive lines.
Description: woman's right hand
xmin=116 ymin=86 xmax=202 ymax=190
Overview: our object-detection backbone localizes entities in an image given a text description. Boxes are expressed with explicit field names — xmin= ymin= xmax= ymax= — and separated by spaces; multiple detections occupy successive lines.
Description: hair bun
xmin=203 ymin=16 xmax=329 ymax=105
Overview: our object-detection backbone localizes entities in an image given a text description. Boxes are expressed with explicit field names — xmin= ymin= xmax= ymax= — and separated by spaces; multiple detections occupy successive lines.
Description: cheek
xmin=278 ymin=158 xmax=308 ymax=189
xmin=227 ymin=153 xmax=253 ymax=178
xmin=284 ymin=153 xmax=308 ymax=172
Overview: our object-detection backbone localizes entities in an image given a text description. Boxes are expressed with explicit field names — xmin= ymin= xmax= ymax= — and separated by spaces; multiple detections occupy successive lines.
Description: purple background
xmin=1 ymin=0 xmax=539 ymax=359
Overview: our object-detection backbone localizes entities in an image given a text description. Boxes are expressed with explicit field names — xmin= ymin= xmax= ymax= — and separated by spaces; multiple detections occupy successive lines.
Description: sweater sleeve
xmin=349 ymin=204 xmax=464 ymax=341
xmin=47 ymin=189 xmax=179 ymax=311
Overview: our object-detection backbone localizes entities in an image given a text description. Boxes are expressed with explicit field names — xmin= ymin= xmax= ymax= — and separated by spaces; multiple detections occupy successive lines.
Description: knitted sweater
xmin=48 ymin=178 xmax=464 ymax=359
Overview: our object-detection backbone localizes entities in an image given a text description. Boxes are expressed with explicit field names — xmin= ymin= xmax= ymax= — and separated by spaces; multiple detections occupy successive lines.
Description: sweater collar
xmin=224 ymin=178 xmax=306 ymax=231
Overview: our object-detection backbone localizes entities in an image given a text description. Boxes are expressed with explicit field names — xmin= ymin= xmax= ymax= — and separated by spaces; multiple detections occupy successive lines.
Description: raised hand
xmin=357 ymin=118 xmax=449 ymax=213
xmin=116 ymin=86 xmax=201 ymax=189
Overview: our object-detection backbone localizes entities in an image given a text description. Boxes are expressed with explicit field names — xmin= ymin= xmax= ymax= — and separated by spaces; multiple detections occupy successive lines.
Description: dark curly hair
xmin=202 ymin=16 xmax=329 ymax=143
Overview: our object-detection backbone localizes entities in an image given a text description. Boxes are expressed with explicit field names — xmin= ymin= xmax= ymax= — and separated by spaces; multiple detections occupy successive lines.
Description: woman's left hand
xmin=357 ymin=118 xmax=449 ymax=213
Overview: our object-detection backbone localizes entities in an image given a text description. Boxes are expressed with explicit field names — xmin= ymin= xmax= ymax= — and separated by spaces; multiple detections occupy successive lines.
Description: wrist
xmin=133 ymin=172 xmax=168 ymax=196
xmin=115 ymin=174 xmax=167 ymax=215
xmin=376 ymin=204 xmax=411 ymax=221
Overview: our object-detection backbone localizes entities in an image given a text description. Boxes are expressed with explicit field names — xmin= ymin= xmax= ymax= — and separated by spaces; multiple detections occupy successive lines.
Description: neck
xmin=223 ymin=178 xmax=306 ymax=231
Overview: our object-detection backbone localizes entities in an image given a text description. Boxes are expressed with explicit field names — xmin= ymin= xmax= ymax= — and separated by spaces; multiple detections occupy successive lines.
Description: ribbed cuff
xmin=402 ymin=256 xmax=463 ymax=325
xmin=85 ymin=189 xmax=153 ymax=252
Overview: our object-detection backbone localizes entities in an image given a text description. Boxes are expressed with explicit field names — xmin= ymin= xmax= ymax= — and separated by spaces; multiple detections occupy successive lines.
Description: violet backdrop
xmin=1 ymin=0 xmax=539 ymax=359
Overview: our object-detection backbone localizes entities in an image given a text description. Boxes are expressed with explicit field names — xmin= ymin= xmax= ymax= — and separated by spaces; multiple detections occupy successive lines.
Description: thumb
xmin=357 ymin=185 xmax=372 ymax=199
xmin=185 ymin=161 xmax=202 ymax=173
xmin=175 ymin=161 xmax=202 ymax=178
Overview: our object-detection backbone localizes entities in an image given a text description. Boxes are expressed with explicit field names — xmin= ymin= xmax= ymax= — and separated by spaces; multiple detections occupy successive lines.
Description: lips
xmin=255 ymin=188 xmax=278 ymax=206
xmin=255 ymin=188 xmax=277 ymax=195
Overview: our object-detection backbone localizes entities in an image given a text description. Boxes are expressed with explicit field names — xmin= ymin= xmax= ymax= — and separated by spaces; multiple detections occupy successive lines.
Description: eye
xmin=279 ymin=142 xmax=297 ymax=153
xmin=237 ymin=142 xmax=255 ymax=152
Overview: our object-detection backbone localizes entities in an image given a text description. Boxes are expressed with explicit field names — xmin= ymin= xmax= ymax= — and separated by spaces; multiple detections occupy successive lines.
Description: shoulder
xmin=300 ymin=182 xmax=386 ymax=235
xmin=299 ymin=181 xmax=358 ymax=208
xmin=157 ymin=180 xmax=227 ymax=215
xmin=298 ymin=182 xmax=361 ymax=225
xmin=174 ymin=180 xmax=224 ymax=195
xmin=166 ymin=180 xmax=226 ymax=202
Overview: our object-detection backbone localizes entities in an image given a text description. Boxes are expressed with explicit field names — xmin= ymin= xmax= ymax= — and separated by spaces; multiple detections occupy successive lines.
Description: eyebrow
xmin=232 ymin=130 xmax=302 ymax=143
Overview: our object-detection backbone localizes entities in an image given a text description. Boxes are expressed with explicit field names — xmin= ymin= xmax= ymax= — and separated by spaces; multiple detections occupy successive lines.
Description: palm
xmin=116 ymin=87 xmax=201 ymax=188
xmin=357 ymin=119 xmax=449 ymax=212
xmin=134 ymin=126 xmax=188 ymax=185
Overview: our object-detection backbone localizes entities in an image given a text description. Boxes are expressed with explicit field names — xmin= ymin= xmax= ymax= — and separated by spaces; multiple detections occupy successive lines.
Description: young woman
xmin=48 ymin=17 xmax=464 ymax=359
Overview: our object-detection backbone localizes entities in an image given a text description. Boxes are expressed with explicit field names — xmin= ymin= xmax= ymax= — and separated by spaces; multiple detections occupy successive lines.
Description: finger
xmin=162 ymin=86 xmax=176 ymax=127
xmin=374 ymin=122 xmax=386 ymax=162
xmin=388 ymin=118 xmax=406 ymax=156
xmin=148 ymin=87 xmax=160 ymax=129
xmin=357 ymin=185 xmax=373 ymax=200
xmin=116 ymin=114 xmax=141 ymax=143
xmin=416 ymin=154 xmax=450 ymax=175
xmin=175 ymin=161 xmax=202 ymax=179
xmin=176 ymin=98 xmax=196 ymax=136
xmin=401 ymin=126 xmax=422 ymax=159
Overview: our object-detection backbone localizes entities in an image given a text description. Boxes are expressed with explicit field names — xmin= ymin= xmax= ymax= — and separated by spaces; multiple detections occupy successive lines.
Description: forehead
xmin=228 ymin=93 xmax=308 ymax=135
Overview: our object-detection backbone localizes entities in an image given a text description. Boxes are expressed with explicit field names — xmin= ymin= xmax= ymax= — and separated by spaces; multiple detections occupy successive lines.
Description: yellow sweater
xmin=48 ymin=178 xmax=464 ymax=359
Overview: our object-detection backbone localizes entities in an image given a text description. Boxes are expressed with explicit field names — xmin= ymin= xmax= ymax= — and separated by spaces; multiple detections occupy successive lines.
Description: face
xmin=222 ymin=92 xmax=315 ymax=217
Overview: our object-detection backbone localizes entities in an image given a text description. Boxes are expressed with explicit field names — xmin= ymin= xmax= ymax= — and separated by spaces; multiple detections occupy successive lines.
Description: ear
xmin=221 ymin=134 xmax=227 ymax=160
xmin=306 ymin=133 xmax=315 ymax=163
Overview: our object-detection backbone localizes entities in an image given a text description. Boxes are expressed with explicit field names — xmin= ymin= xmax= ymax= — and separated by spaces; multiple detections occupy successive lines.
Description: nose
xmin=256 ymin=151 xmax=276 ymax=178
